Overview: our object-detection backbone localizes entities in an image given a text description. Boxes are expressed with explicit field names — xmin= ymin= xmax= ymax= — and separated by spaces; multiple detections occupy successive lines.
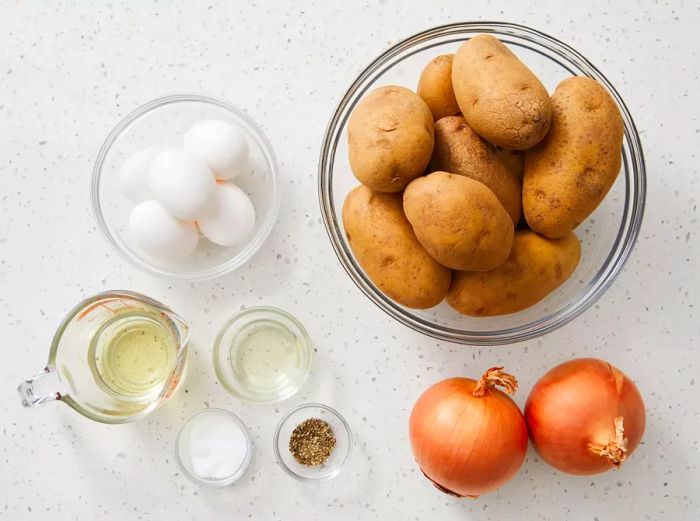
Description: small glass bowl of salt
xmin=175 ymin=408 xmax=252 ymax=486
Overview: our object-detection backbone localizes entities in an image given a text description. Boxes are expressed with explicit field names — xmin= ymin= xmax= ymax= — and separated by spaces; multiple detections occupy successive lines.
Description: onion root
xmin=588 ymin=416 xmax=628 ymax=467
xmin=421 ymin=469 xmax=478 ymax=499
xmin=472 ymin=366 xmax=518 ymax=397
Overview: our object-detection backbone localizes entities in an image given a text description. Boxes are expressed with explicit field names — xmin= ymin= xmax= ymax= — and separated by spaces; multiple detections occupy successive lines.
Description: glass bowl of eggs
xmin=318 ymin=22 xmax=646 ymax=345
xmin=91 ymin=93 xmax=279 ymax=280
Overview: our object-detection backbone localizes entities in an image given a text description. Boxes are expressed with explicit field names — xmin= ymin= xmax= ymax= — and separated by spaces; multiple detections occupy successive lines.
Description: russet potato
xmin=342 ymin=185 xmax=451 ymax=309
xmin=452 ymin=34 xmax=552 ymax=150
xmin=430 ymin=115 xmax=522 ymax=224
xmin=417 ymin=54 xmax=460 ymax=121
xmin=523 ymin=76 xmax=624 ymax=239
xmin=348 ymin=86 xmax=434 ymax=193
xmin=403 ymin=172 xmax=514 ymax=271
xmin=447 ymin=230 xmax=581 ymax=316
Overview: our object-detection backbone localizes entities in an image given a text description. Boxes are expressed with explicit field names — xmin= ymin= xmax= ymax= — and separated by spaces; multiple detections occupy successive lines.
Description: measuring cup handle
xmin=17 ymin=367 xmax=62 ymax=407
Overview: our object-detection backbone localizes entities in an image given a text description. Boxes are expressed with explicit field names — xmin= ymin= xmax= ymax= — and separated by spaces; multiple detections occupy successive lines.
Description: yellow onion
xmin=409 ymin=367 xmax=527 ymax=497
xmin=525 ymin=358 xmax=645 ymax=475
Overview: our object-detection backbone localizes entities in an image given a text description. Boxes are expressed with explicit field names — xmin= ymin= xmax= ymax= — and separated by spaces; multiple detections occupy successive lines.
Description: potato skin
xmin=417 ymin=54 xmax=460 ymax=120
xmin=342 ymin=185 xmax=451 ymax=308
xmin=447 ymin=230 xmax=581 ymax=316
xmin=523 ymin=76 xmax=624 ymax=239
xmin=348 ymin=86 xmax=434 ymax=192
xmin=403 ymin=172 xmax=514 ymax=271
xmin=495 ymin=147 xmax=524 ymax=181
xmin=430 ymin=115 xmax=522 ymax=224
xmin=452 ymin=34 xmax=552 ymax=150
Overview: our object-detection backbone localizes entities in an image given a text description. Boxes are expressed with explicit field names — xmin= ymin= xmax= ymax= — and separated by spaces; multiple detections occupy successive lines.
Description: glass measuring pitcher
xmin=18 ymin=290 xmax=190 ymax=424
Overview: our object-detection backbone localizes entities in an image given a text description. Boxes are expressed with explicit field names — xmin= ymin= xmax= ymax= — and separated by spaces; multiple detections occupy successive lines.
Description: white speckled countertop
xmin=1 ymin=1 xmax=698 ymax=520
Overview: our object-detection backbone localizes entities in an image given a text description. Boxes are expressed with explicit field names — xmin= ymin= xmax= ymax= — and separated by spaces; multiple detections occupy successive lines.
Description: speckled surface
xmin=1 ymin=1 xmax=698 ymax=520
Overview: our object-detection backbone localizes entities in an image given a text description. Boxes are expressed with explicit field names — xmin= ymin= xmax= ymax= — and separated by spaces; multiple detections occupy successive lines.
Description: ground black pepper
xmin=289 ymin=417 xmax=336 ymax=466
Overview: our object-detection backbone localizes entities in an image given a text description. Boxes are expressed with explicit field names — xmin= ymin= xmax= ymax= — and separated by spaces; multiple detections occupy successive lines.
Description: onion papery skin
xmin=409 ymin=375 xmax=528 ymax=497
xmin=525 ymin=358 xmax=645 ymax=475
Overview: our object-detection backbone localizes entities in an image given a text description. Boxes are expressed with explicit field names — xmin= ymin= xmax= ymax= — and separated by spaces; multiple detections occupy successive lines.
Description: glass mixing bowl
xmin=92 ymin=93 xmax=279 ymax=280
xmin=319 ymin=22 xmax=646 ymax=345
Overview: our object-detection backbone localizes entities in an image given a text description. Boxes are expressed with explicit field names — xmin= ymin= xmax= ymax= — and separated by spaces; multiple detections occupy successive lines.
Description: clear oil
xmin=89 ymin=311 xmax=179 ymax=402
xmin=230 ymin=319 xmax=302 ymax=394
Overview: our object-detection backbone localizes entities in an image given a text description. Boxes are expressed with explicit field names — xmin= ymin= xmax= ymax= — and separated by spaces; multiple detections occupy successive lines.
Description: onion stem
xmin=588 ymin=416 xmax=628 ymax=467
xmin=472 ymin=367 xmax=518 ymax=397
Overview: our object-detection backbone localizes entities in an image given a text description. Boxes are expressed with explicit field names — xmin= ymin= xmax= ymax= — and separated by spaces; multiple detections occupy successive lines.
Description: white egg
xmin=197 ymin=183 xmax=256 ymax=247
xmin=128 ymin=200 xmax=199 ymax=260
xmin=149 ymin=148 xmax=217 ymax=220
xmin=118 ymin=146 xmax=163 ymax=202
xmin=183 ymin=119 xmax=249 ymax=180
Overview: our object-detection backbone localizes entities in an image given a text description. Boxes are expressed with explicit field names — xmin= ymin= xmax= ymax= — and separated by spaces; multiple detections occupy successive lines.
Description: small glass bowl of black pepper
xmin=273 ymin=403 xmax=352 ymax=481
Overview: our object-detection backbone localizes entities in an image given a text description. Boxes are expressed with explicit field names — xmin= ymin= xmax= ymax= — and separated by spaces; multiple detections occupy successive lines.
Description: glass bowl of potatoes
xmin=318 ymin=22 xmax=646 ymax=345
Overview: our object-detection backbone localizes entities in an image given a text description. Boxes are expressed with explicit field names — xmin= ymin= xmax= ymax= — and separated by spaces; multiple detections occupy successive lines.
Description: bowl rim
xmin=273 ymin=402 xmax=353 ymax=482
xmin=91 ymin=92 xmax=280 ymax=281
xmin=318 ymin=21 xmax=646 ymax=345
xmin=174 ymin=407 xmax=253 ymax=487
xmin=212 ymin=306 xmax=314 ymax=404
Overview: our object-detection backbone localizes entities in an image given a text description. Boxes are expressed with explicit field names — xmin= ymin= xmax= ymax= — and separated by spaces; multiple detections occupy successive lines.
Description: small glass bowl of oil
xmin=213 ymin=307 xmax=313 ymax=404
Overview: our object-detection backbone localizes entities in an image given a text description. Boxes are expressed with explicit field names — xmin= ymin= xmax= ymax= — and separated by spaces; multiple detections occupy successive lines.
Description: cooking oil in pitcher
xmin=18 ymin=291 xmax=189 ymax=423
xmin=89 ymin=310 xmax=179 ymax=402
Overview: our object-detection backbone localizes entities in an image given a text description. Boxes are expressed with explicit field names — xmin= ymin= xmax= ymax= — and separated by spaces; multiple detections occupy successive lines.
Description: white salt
xmin=187 ymin=411 xmax=249 ymax=480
